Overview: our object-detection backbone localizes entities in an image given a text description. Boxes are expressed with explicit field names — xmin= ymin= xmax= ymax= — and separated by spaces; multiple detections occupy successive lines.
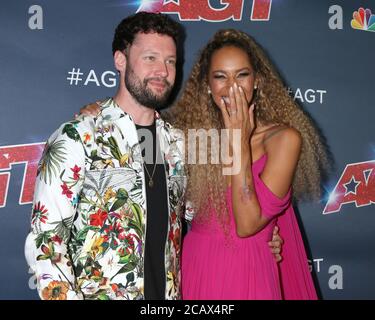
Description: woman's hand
xmin=221 ymin=84 xmax=266 ymax=237
xmin=218 ymin=83 xmax=255 ymax=153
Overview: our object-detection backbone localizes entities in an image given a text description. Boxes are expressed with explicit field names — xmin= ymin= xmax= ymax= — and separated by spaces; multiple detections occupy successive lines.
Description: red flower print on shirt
xmin=51 ymin=235 xmax=62 ymax=245
xmin=90 ymin=209 xmax=108 ymax=227
xmin=32 ymin=201 xmax=48 ymax=225
xmin=70 ymin=165 xmax=81 ymax=180
xmin=61 ymin=183 xmax=73 ymax=199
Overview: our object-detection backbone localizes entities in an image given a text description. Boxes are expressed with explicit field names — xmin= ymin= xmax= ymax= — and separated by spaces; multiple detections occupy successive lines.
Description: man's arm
xmin=269 ymin=226 xmax=283 ymax=262
xmin=25 ymin=122 xmax=85 ymax=300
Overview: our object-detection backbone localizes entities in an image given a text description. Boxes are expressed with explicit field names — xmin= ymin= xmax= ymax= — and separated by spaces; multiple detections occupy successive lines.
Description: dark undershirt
xmin=135 ymin=122 xmax=169 ymax=300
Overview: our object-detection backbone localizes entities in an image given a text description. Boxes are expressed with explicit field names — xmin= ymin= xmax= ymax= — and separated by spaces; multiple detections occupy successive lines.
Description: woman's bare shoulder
xmin=264 ymin=126 xmax=302 ymax=155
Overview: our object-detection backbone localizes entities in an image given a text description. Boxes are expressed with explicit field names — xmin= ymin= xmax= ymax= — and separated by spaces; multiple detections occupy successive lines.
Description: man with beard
xmin=25 ymin=12 xmax=186 ymax=300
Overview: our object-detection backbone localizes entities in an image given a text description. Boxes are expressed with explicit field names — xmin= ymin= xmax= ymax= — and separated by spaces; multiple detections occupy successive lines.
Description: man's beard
xmin=125 ymin=67 xmax=173 ymax=110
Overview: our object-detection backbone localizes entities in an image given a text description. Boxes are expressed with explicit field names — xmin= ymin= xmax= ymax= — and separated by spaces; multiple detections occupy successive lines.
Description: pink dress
xmin=181 ymin=154 xmax=317 ymax=300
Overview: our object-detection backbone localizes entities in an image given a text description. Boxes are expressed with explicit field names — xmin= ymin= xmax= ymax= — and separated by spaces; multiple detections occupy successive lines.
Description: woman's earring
xmin=208 ymin=88 xmax=212 ymax=95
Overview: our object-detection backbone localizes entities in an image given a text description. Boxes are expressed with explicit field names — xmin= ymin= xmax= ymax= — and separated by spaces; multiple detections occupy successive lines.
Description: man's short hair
xmin=112 ymin=12 xmax=183 ymax=55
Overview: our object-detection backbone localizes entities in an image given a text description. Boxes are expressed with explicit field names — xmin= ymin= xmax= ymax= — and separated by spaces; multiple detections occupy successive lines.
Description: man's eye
xmin=145 ymin=56 xmax=155 ymax=61
xmin=166 ymin=59 xmax=176 ymax=65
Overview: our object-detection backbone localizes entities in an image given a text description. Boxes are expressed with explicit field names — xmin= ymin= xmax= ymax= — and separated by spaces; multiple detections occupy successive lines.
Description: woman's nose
xmin=225 ymin=79 xmax=238 ymax=92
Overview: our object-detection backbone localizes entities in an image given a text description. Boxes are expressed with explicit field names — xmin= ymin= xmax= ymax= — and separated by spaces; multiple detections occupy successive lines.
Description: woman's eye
xmin=238 ymin=73 xmax=250 ymax=77
xmin=213 ymin=75 xmax=225 ymax=79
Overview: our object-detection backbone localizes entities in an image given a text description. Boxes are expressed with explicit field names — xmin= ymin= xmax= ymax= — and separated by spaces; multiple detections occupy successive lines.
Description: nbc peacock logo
xmin=351 ymin=7 xmax=375 ymax=32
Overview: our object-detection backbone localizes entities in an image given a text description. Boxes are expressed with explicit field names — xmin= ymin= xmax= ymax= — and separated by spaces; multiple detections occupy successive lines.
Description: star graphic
xmin=136 ymin=0 xmax=163 ymax=13
xmin=163 ymin=0 xmax=180 ymax=5
xmin=343 ymin=176 xmax=360 ymax=195
xmin=363 ymin=169 xmax=372 ymax=184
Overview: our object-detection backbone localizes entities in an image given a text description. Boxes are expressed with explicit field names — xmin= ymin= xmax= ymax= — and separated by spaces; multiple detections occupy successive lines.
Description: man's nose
xmin=154 ymin=61 xmax=168 ymax=78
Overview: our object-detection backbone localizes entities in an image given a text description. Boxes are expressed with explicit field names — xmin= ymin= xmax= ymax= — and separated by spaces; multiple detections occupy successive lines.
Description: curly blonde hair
xmin=165 ymin=29 xmax=330 ymax=224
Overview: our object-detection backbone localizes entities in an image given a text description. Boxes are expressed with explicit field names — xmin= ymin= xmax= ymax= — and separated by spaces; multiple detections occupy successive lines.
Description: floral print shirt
xmin=25 ymin=98 xmax=186 ymax=300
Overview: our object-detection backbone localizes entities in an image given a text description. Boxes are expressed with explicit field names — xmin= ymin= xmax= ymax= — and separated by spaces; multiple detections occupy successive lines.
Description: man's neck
xmin=113 ymin=88 xmax=155 ymax=126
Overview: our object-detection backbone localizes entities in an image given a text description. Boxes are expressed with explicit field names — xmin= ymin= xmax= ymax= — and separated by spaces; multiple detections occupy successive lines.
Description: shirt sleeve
xmin=24 ymin=122 xmax=85 ymax=300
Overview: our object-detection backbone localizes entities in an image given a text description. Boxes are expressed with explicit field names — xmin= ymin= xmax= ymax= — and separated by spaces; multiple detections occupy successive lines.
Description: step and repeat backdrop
xmin=0 ymin=0 xmax=374 ymax=299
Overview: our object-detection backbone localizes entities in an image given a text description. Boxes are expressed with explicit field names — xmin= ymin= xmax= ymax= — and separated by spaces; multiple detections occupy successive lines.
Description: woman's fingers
xmin=222 ymin=84 xmax=251 ymax=130
xmin=238 ymin=85 xmax=248 ymax=118
xmin=218 ymin=97 xmax=231 ymax=129
xmin=249 ymin=104 xmax=255 ymax=130
xmin=228 ymin=85 xmax=238 ymax=120
xmin=233 ymin=83 xmax=243 ymax=120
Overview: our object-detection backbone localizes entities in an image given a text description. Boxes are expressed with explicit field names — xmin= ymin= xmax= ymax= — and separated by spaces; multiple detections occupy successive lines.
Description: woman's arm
xmin=219 ymin=83 xmax=301 ymax=237
xmin=231 ymin=126 xmax=301 ymax=237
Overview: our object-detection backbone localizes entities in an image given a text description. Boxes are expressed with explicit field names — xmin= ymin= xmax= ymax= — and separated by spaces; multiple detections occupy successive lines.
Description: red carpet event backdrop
xmin=0 ymin=0 xmax=374 ymax=299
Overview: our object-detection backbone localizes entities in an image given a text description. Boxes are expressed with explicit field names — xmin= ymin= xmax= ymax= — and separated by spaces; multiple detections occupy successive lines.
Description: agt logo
xmin=136 ymin=0 xmax=272 ymax=21
xmin=0 ymin=143 xmax=45 ymax=208
xmin=351 ymin=7 xmax=375 ymax=32
xmin=323 ymin=160 xmax=375 ymax=214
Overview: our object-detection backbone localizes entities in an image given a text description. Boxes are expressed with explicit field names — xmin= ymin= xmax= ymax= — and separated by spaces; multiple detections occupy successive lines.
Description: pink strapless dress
xmin=181 ymin=154 xmax=317 ymax=300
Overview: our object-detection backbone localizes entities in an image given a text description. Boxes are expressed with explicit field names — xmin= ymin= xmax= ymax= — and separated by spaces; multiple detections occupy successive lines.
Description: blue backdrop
xmin=0 ymin=0 xmax=374 ymax=299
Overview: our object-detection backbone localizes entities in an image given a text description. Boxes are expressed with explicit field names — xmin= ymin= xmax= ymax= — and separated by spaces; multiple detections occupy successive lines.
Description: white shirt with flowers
xmin=25 ymin=98 xmax=186 ymax=300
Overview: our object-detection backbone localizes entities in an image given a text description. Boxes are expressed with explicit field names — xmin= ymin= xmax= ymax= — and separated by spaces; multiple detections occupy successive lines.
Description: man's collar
xmin=99 ymin=97 xmax=163 ymax=125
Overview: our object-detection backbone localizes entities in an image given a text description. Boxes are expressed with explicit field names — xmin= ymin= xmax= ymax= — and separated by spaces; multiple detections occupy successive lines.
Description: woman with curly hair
xmin=166 ymin=29 xmax=329 ymax=300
